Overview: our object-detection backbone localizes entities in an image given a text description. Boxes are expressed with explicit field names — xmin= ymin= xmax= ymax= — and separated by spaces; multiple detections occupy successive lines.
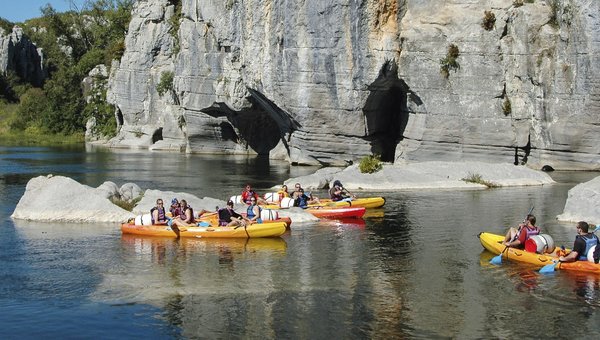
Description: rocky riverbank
xmin=11 ymin=161 xmax=564 ymax=223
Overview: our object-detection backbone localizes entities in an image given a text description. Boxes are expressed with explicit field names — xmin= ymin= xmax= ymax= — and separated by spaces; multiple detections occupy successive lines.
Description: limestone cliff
xmin=105 ymin=0 xmax=600 ymax=169
xmin=0 ymin=26 xmax=45 ymax=87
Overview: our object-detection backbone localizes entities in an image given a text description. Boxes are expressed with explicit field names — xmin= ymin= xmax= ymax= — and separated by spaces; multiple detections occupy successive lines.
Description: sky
xmin=1 ymin=0 xmax=87 ymax=23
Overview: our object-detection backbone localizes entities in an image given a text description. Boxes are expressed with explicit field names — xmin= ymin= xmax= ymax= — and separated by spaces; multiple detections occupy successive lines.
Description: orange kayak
xmin=121 ymin=221 xmax=287 ymax=238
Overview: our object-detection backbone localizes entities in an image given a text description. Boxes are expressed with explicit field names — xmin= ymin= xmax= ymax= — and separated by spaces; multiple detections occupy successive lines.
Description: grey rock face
xmin=83 ymin=65 xmax=111 ymax=142
xmin=557 ymin=176 xmax=600 ymax=224
xmin=105 ymin=0 xmax=600 ymax=169
xmin=0 ymin=26 xmax=45 ymax=87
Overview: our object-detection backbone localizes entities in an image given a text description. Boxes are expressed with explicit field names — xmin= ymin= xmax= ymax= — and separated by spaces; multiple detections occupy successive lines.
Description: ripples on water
xmin=2 ymin=146 xmax=600 ymax=338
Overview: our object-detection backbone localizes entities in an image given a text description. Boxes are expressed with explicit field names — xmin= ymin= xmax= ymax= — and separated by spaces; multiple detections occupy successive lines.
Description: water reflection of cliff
xmin=116 ymin=235 xmax=291 ymax=337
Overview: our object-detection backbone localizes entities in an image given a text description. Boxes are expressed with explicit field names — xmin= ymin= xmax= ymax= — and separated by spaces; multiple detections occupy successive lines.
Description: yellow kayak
xmin=316 ymin=197 xmax=386 ymax=209
xmin=196 ymin=211 xmax=292 ymax=228
xmin=263 ymin=196 xmax=385 ymax=210
xmin=479 ymin=232 xmax=600 ymax=274
xmin=121 ymin=222 xmax=287 ymax=238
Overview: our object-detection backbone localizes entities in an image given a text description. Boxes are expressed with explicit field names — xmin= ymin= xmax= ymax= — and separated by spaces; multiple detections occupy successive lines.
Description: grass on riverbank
xmin=0 ymin=129 xmax=85 ymax=146
xmin=0 ymin=101 xmax=84 ymax=146
xmin=461 ymin=172 xmax=499 ymax=188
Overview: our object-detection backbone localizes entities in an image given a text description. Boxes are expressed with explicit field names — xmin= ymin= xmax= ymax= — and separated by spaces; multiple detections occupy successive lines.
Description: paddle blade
xmin=490 ymin=254 xmax=503 ymax=265
xmin=539 ymin=262 xmax=558 ymax=274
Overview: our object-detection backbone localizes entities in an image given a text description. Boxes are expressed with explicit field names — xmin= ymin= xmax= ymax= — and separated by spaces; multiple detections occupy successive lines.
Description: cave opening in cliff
xmin=230 ymin=105 xmax=282 ymax=155
xmin=363 ymin=61 xmax=409 ymax=163
xmin=201 ymin=89 xmax=300 ymax=156
xmin=151 ymin=128 xmax=163 ymax=143
xmin=115 ymin=107 xmax=124 ymax=129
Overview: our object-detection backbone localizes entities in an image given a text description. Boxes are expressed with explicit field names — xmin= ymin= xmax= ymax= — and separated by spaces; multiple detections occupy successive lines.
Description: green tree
xmin=12 ymin=88 xmax=50 ymax=130
xmin=4 ymin=0 xmax=134 ymax=138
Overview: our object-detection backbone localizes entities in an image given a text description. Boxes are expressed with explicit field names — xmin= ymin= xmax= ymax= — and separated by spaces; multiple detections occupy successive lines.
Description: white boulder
xmin=11 ymin=175 xmax=134 ymax=223
xmin=119 ymin=182 xmax=143 ymax=202
xmin=284 ymin=162 xmax=554 ymax=190
xmin=557 ymin=176 xmax=600 ymax=224
xmin=96 ymin=181 xmax=120 ymax=200
xmin=276 ymin=207 xmax=320 ymax=223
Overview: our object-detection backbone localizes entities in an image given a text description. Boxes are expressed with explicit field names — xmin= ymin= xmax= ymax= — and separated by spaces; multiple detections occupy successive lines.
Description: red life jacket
xmin=242 ymin=190 xmax=257 ymax=204
xmin=523 ymin=225 xmax=540 ymax=241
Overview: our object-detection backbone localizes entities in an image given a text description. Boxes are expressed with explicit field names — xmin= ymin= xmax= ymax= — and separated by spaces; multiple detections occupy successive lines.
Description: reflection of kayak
xmin=363 ymin=208 xmax=384 ymax=219
xmin=324 ymin=217 xmax=366 ymax=228
xmin=121 ymin=222 xmax=287 ymax=238
xmin=196 ymin=211 xmax=292 ymax=228
xmin=479 ymin=232 xmax=600 ymax=274
xmin=121 ymin=233 xmax=288 ymax=253
xmin=306 ymin=206 xmax=366 ymax=219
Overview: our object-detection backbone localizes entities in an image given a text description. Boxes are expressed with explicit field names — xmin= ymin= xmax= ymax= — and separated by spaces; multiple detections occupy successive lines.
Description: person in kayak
xmin=502 ymin=214 xmax=539 ymax=248
xmin=170 ymin=199 xmax=196 ymax=228
xmin=558 ymin=221 xmax=599 ymax=262
xmin=246 ymin=197 xmax=263 ymax=223
xmin=292 ymin=183 xmax=320 ymax=206
xmin=218 ymin=200 xmax=249 ymax=227
xmin=150 ymin=199 xmax=167 ymax=225
xmin=277 ymin=184 xmax=290 ymax=201
xmin=329 ymin=180 xmax=356 ymax=201
xmin=169 ymin=198 xmax=181 ymax=218
xmin=293 ymin=188 xmax=320 ymax=208
xmin=241 ymin=183 xmax=267 ymax=205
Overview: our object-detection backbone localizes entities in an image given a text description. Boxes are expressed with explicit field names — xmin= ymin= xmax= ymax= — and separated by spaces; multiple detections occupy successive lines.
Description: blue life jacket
xmin=247 ymin=205 xmax=262 ymax=223
xmin=577 ymin=234 xmax=599 ymax=261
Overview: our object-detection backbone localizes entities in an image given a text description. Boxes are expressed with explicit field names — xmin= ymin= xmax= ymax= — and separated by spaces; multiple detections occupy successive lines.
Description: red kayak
xmin=306 ymin=206 xmax=366 ymax=219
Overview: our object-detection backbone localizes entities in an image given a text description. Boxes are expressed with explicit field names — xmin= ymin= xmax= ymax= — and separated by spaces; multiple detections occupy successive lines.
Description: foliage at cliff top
xmin=0 ymin=0 xmax=134 ymax=141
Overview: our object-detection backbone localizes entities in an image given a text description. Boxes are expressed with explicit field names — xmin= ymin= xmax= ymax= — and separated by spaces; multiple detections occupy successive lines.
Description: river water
xmin=1 ymin=145 xmax=600 ymax=339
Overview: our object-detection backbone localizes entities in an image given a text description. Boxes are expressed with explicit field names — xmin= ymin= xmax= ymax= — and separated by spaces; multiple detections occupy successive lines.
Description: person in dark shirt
xmin=559 ymin=221 xmax=599 ymax=262
xmin=218 ymin=200 xmax=250 ymax=227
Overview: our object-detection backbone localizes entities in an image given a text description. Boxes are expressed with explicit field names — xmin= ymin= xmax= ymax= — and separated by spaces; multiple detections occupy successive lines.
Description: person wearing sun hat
xmin=169 ymin=198 xmax=181 ymax=218
xmin=328 ymin=180 xmax=356 ymax=201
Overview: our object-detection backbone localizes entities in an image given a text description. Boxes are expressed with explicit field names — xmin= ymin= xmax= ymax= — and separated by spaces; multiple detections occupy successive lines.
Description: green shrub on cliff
xmin=482 ymin=11 xmax=495 ymax=31
xmin=440 ymin=44 xmax=460 ymax=78
xmin=503 ymin=97 xmax=512 ymax=116
xmin=359 ymin=155 xmax=383 ymax=174
xmin=157 ymin=71 xmax=175 ymax=96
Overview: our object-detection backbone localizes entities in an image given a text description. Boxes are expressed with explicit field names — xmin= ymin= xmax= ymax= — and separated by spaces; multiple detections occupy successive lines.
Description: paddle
xmin=539 ymin=260 xmax=559 ymax=274
xmin=490 ymin=206 xmax=534 ymax=265
xmin=539 ymin=225 xmax=600 ymax=274
xmin=489 ymin=246 xmax=508 ymax=265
